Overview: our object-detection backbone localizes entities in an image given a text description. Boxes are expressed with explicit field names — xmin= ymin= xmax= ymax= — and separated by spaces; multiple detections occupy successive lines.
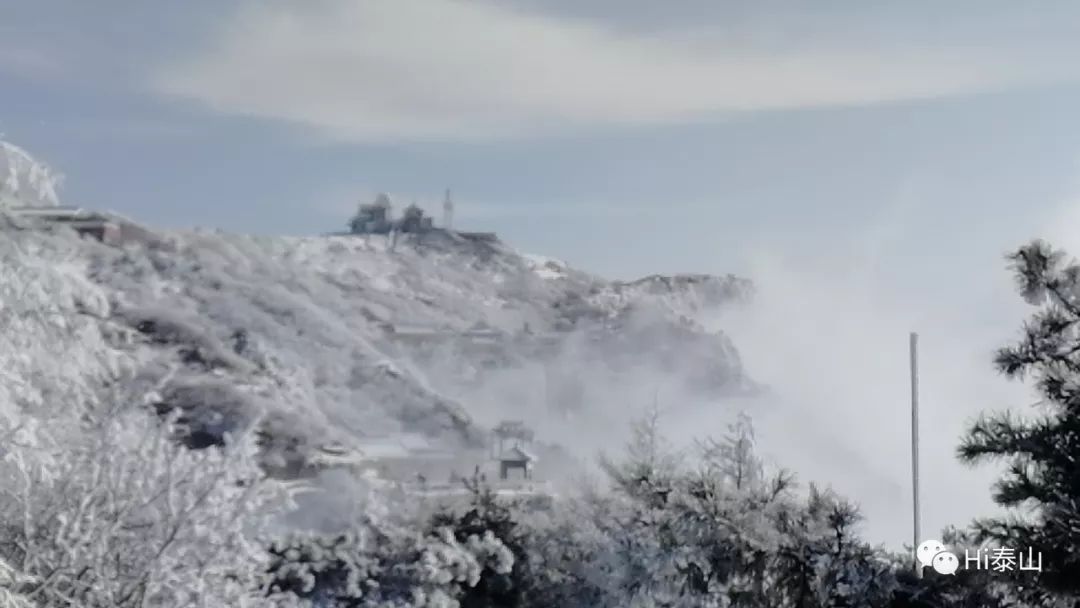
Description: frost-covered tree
xmin=770 ymin=485 xmax=896 ymax=608
xmin=579 ymin=411 xmax=903 ymax=608
xmin=0 ymin=555 xmax=38 ymax=608
xmin=597 ymin=407 xmax=682 ymax=507
xmin=267 ymin=526 xmax=509 ymax=608
xmin=0 ymin=231 xmax=293 ymax=607
xmin=265 ymin=478 xmax=513 ymax=608
xmin=427 ymin=480 xmax=521 ymax=608
xmin=502 ymin=499 xmax=609 ymax=608
xmin=0 ymin=401 xmax=289 ymax=607
xmin=0 ymin=140 xmax=62 ymax=208
xmin=0 ymin=235 xmax=120 ymax=453
xmin=957 ymin=240 xmax=1080 ymax=599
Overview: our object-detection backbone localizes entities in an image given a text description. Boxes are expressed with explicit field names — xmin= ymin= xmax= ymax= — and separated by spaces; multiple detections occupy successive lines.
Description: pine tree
xmin=428 ymin=475 xmax=521 ymax=608
xmin=597 ymin=405 xmax=681 ymax=508
xmin=957 ymin=240 xmax=1080 ymax=599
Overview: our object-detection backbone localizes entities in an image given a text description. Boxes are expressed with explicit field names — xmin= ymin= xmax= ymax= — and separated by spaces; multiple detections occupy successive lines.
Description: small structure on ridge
xmin=492 ymin=420 xmax=537 ymax=481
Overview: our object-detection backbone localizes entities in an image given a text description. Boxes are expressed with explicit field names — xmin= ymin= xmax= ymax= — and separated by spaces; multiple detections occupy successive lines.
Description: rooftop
xmin=4 ymin=205 xmax=94 ymax=219
xmin=500 ymin=446 xmax=537 ymax=463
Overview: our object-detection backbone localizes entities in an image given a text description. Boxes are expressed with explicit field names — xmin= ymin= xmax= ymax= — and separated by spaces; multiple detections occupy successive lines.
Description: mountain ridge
xmin=0 ymin=140 xmax=755 ymax=484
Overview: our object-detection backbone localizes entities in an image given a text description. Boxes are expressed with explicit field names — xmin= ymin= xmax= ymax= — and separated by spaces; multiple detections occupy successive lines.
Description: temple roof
xmin=500 ymin=446 xmax=536 ymax=463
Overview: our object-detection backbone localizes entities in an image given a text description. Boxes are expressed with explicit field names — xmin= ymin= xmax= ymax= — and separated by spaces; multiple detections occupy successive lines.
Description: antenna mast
xmin=443 ymin=188 xmax=454 ymax=230
xmin=910 ymin=332 xmax=921 ymax=575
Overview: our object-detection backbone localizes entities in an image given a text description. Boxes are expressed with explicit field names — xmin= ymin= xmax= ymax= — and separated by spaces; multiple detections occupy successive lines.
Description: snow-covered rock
xmin=0 ymin=140 xmax=62 ymax=208
xmin=522 ymin=253 xmax=569 ymax=281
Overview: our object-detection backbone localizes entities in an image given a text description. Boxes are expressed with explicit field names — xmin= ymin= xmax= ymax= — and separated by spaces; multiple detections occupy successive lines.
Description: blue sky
xmin=6 ymin=0 xmax=1080 ymax=544
xmin=4 ymin=0 xmax=1080 ymax=279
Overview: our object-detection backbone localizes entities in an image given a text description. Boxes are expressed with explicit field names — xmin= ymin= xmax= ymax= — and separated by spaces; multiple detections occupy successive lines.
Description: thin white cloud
xmin=1038 ymin=166 xmax=1080 ymax=257
xmin=46 ymin=117 xmax=199 ymax=141
xmin=0 ymin=45 xmax=64 ymax=81
xmin=153 ymin=0 xmax=1080 ymax=142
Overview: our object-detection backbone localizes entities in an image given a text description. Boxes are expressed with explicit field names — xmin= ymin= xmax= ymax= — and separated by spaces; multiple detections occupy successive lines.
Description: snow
xmin=522 ymin=252 xmax=568 ymax=280
xmin=0 ymin=170 xmax=753 ymax=507
xmin=0 ymin=140 xmax=62 ymax=208
xmin=210 ymin=232 xmax=742 ymax=446
xmin=355 ymin=435 xmax=433 ymax=459
xmin=0 ymin=224 xmax=752 ymax=525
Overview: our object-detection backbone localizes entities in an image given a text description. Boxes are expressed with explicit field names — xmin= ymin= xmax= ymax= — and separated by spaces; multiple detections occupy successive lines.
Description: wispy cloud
xmin=0 ymin=45 xmax=64 ymax=81
xmin=152 ymin=0 xmax=1080 ymax=143
xmin=1037 ymin=165 xmax=1080 ymax=256
xmin=41 ymin=117 xmax=201 ymax=141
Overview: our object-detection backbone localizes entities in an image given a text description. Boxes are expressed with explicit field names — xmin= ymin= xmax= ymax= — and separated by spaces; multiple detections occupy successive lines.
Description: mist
xmin=677 ymin=195 xmax=1080 ymax=550
xmin=423 ymin=306 xmax=754 ymax=465
xmin=402 ymin=199 xmax=1066 ymax=552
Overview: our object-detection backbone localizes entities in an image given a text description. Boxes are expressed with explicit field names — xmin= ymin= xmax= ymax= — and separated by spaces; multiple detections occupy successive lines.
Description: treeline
xmin=259 ymin=412 xmax=1026 ymax=608
xmin=3 ymin=240 xmax=1080 ymax=607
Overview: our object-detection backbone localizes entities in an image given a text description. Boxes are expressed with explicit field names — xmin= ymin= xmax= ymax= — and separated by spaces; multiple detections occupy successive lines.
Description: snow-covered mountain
xmin=0 ymin=142 xmax=755 ymax=485
xmin=4 ymin=224 xmax=753 ymax=468
xmin=0 ymin=140 xmax=62 ymax=208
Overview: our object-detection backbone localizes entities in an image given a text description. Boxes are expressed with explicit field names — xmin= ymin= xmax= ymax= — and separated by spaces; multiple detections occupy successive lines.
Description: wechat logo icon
xmin=917 ymin=539 xmax=959 ymax=575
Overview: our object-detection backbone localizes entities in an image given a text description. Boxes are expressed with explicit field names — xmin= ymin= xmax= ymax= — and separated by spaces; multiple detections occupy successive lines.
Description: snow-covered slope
xmin=0 ymin=141 xmax=62 ymax=208
xmin=3 ymin=223 xmax=754 ymax=471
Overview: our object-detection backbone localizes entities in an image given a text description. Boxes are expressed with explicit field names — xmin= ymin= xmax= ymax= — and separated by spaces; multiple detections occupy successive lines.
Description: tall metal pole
xmin=910 ymin=332 xmax=921 ymax=575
